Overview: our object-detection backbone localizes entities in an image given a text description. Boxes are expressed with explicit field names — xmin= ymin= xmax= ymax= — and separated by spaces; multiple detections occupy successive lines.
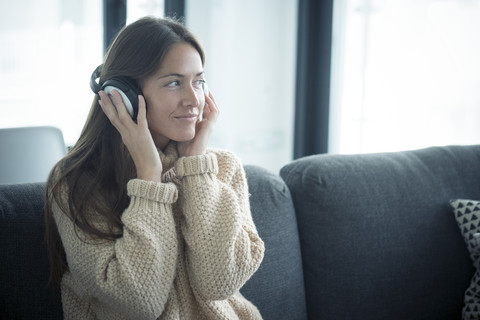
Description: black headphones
xmin=90 ymin=65 xmax=143 ymax=119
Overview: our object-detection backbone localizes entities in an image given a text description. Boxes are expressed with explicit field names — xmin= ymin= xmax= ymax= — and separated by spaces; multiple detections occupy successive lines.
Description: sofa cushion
xmin=280 ymin=145 xmax=480 ymax=320
xmin=0 ymin=183 xmax=63 ymax=319
xmin=241 ymin=165 xmax=307 ymax=320
xmin=451 ymin=199 xmax=480 ymax=319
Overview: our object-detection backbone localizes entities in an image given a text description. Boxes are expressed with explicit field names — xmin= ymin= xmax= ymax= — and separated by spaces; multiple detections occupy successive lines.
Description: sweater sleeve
xmin=175 ymin=150 xmax=265 ymax=301
xmin=54 ymin=179 xmax=179 ymax=319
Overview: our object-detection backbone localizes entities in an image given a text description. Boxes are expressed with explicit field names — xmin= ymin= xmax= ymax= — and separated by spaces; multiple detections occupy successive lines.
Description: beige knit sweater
xmin=53 ymin=142 xmax=265 ymax=319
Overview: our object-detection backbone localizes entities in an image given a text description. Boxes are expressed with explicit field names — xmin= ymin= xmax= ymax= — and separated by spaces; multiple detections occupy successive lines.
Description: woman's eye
xmin=194 ymin=79 xmax=206 ymax=88
xmin=166 ymin=80 xmax=180 ymax=87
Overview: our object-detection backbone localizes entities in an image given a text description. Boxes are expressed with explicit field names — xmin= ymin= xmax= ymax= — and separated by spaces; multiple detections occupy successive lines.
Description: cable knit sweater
xmin=52 ymin=142 xmax=265 ymax=319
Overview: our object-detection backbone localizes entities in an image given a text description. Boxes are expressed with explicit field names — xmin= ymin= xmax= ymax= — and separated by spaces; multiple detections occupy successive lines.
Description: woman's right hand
xmin=98 ymin=90 xmax=163 ymax=182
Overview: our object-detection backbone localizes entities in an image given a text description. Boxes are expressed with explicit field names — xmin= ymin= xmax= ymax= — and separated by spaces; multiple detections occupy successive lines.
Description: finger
xmin=136 ymin=95 xmax=147 ymax=124
xmin=109 ymin=90 xmax=132 ymax=121
xmin=206 ymin=89 xmax=216 ymax=104
xmin=205 ymin=90 xmax=219 ymax=114
xmin=98 ymin=91 xmax=120 ymax=121
xmin=98 ymin=91 xmax=133 ymax=134
xmin=98 ymin=91 xmax=131 ymax=134
xmin=203 ymin=92 xmax=219 ymax=122
xmin=201 ymin=104 xmax=213 ymax=122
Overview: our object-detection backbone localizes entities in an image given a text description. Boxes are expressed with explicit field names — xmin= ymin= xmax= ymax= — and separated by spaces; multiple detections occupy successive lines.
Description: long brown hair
xmin=44 ymin=16 xmax=205 ymax=286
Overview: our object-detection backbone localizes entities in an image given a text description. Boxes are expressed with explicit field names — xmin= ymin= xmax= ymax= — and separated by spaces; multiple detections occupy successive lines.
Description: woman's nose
xmin=182 ymin=85 xmax=201 ymax=107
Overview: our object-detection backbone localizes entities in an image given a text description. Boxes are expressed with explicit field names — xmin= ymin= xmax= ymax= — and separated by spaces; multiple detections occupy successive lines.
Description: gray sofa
xmin=1 ymin=145 xmax=479 ymax=319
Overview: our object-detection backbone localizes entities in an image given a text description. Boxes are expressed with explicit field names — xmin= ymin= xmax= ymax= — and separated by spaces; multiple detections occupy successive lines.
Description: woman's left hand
xmin=177 ymin=90 xmax=219 ymax=157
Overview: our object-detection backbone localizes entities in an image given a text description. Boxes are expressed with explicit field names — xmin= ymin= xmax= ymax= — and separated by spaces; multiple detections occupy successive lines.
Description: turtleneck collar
xmin=158 ymin=141 xmax=179 ymax=172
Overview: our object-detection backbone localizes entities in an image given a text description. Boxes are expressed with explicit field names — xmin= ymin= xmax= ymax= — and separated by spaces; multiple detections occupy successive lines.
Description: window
xmin=186 ymin=0 xmax=298 ymax=172
xmin=0 ymin=0 xmax=103 ymax=146
xmin=330 ymin=0 xmax=480 ymax=154
xmin=127 ymin=0 xmax=164 ymax=24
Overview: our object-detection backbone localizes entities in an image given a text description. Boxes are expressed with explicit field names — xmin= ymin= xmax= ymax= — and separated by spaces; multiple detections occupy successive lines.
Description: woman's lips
xmin=174 ymin=114 xmax=198 ymax=121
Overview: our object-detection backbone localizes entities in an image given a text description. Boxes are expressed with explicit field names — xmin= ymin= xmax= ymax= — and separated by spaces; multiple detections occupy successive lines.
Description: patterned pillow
xmin=451 ymin=199 xmax=480 ymax=319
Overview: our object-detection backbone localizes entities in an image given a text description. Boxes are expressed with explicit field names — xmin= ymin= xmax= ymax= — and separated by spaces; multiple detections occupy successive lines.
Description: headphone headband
xmin=89 ymin=65 xmax=102 ymax=94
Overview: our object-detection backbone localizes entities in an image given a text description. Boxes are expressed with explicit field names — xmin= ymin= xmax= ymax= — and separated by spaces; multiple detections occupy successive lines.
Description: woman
xmin=45 ymin=16 xmax=264 ymax=319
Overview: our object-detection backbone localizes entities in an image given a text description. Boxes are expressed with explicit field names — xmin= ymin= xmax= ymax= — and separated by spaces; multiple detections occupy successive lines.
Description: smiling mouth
xmin=174 ymin=114 xmax=198 ymax=120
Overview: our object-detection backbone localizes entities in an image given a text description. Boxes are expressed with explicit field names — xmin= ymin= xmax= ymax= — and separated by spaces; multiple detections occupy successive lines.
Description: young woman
xmin=45 ymin=16 xmax=264 ymax=319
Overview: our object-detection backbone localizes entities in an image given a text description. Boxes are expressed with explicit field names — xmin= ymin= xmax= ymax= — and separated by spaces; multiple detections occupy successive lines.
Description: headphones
xmin=90 ymin=65 xmax=142 ymax=119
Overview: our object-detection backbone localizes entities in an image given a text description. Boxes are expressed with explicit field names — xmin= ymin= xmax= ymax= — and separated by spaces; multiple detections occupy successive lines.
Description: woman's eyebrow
xmin=157 ymin=71 xmax=204 ymax=79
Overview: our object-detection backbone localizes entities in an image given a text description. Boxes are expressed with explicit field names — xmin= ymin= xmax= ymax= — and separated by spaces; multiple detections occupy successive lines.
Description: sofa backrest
xmin=0 ymin=165 xmax=307 ymax=320
xmin=280 ymin=145 xmax=480 ymax=320
xmin=0 ymin=183 xmax=63 ymax=319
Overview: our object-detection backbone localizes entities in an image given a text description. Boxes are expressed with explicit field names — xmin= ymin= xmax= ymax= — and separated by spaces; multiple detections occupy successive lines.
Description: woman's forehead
xmin=156 ymin=43 xmax=203 ymax=76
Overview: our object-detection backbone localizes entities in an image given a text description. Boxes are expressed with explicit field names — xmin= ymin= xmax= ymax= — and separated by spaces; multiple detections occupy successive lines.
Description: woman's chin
xmin=174 ymin=133 xmax=196 ymax=143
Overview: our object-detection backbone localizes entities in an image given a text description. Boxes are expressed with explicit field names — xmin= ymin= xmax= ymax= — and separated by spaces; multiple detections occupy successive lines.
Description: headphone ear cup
xmin=102 ymin=77 xmax=142 ymax=119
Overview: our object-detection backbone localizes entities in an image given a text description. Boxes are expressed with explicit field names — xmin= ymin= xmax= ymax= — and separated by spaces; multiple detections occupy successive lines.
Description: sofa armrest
xmin=280 ymin=145 xmax=480 ymax=320
xmin=241 ymin=165 xmax=307 ymax=320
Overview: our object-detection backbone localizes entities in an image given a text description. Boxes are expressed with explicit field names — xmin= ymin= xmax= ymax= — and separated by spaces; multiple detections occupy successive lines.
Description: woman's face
xmin=142 ymin=42 xmax=205 ymax=149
